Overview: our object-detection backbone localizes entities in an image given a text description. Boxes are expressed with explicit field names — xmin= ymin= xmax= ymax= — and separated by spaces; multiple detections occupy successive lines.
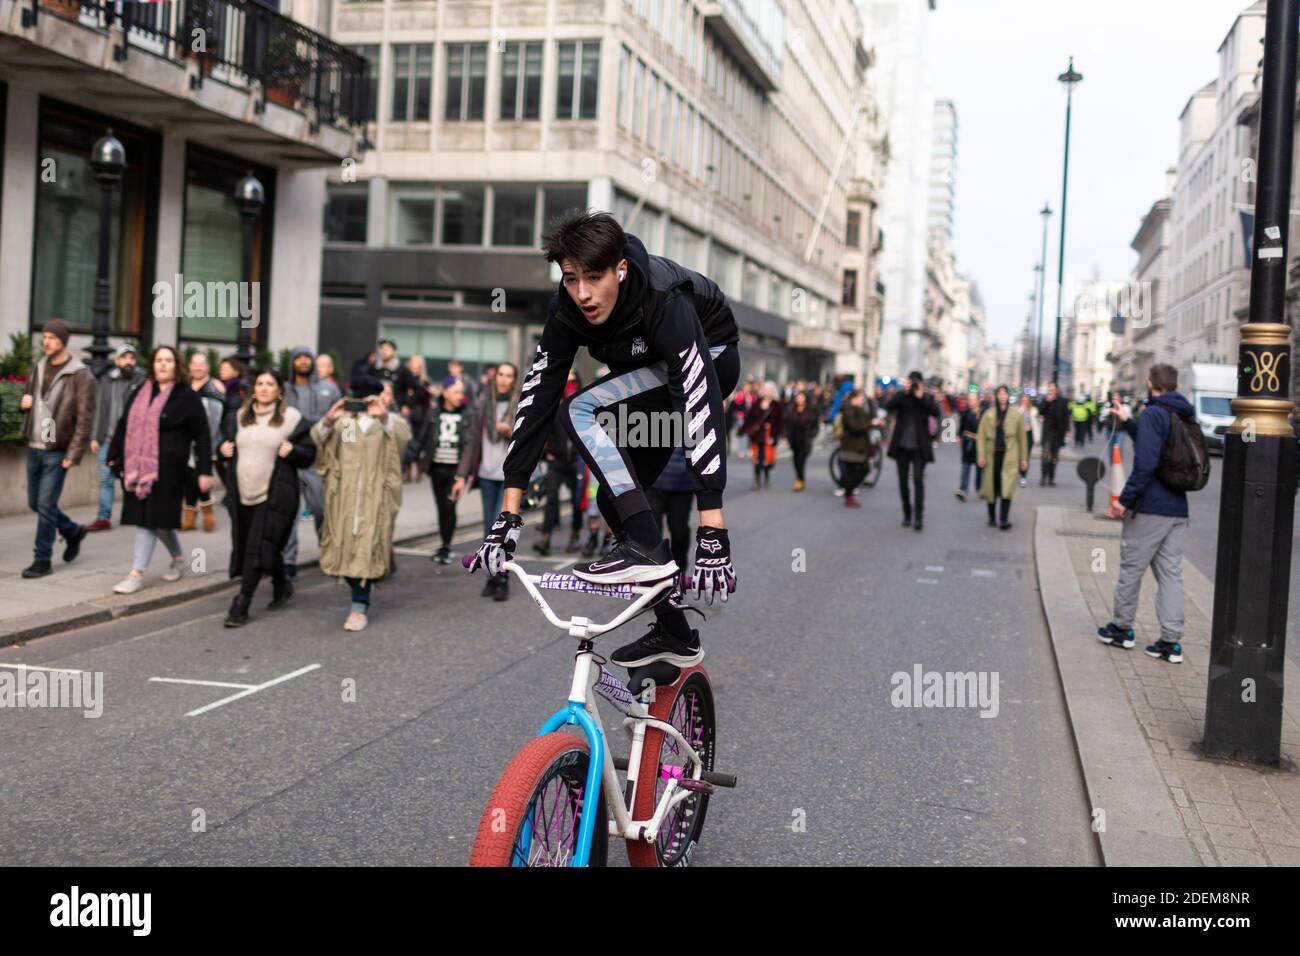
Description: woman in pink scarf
xmin=106 ymin=346 xmax=213 ymax=595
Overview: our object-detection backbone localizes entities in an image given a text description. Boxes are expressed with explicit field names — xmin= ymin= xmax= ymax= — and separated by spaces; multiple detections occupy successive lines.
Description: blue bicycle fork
xmin=518 ymin=701 xmax=604 ymax=867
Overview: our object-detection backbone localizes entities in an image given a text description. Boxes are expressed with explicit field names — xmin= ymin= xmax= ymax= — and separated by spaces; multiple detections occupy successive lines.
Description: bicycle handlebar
xmin=481 ymin=560 xmax=676 ymax=637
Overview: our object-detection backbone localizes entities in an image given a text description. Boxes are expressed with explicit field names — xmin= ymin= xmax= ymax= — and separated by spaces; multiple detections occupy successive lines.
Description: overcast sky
xmin=927 ymin=0 xmax=1257 ymax=347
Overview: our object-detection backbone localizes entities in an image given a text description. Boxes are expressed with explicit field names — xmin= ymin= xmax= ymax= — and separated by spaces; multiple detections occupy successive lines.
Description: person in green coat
xmin=976 ymin=386 xmax=1026 ymax=531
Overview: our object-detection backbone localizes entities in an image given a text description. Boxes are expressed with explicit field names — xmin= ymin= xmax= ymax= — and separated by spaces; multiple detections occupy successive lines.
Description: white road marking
xmin=925 ymin=565 xmax=944 ymax=573
xmin=0 ymin=662 xmax=83 ymax=674
xmin=972 ymin=569 xmax=997 ymax=578
xmin=151 ymin=663 xmax=323 ymax=717
xmin=148 ymin=677 xmax=257 ymax=690
xmin=916 ymin=578 xmax=939 ymax=585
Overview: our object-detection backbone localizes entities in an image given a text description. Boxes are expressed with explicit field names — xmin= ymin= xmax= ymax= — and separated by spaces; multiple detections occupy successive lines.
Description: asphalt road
xmin=0 ymin=440 xmax=1100 ymax=866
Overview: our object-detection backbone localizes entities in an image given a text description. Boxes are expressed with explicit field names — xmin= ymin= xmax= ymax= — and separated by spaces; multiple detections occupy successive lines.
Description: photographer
xmin=885 ymin=371 xmax=942 ymax=532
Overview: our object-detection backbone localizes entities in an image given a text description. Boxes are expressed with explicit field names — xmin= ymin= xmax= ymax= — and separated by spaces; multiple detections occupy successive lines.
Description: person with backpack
xmin=1096 ymin=364 xmax=1205 ymax=664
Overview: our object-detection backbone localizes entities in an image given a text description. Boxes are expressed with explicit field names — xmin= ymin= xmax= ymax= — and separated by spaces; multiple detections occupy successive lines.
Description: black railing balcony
xmin=23 ymin=0 xmax=370 ymax=129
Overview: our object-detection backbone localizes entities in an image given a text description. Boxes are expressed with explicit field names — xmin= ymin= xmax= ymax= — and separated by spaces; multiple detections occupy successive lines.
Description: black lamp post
xmin=1203 ymin=0 xmax=1299 ymax=764
xmin=1034 ymin=202 xmax=1052 ymax=389
xmin=1051 ymin=58 xmax=1082 ymax=386
xmin=233 ymin=170 xmax=265 ymax=365
xmin=88 ymin=129 xmax=125 ymax=378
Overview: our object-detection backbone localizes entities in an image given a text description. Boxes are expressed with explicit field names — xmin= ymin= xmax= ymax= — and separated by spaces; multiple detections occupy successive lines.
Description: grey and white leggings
xmin=133 ymin=527 xmax=183 ymax=573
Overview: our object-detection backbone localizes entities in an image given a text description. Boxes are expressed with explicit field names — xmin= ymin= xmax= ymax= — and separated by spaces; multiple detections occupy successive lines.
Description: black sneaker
xmin=493 ymin=573 xmax=509 ymax=602
xmin=267 ymin=578 xmax=294 ymax=610
xmin=1097 ymin=622 xmax=1135 ymax=649
xmin=284 ymin=563 xmax=298 ymax=582
xmin=62 ymin=524 xmax=88 ymax=563
xmin=1145 ymin=639 xmax=1183 ymax=664
xmin=573 ymin=535 xmax=677 ymax=585
xmin=611 ymin=622 xmax=703 ymax=668
xmin=901 ymin=515 xmax=912 ymax=528
xmin=21 ymin=560 xmax=52 ymax=579
xmin=433 ymin=547 xmax=451 ymax=565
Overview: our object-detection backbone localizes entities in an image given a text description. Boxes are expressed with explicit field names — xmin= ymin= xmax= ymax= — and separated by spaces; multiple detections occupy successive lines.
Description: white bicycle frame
xmin=505 ymin=561 xmax=709 ymax=856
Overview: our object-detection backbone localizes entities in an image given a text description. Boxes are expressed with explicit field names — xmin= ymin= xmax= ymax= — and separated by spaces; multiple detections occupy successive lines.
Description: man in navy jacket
xmin=1097 ymin=364 xmax=1193 ymax=663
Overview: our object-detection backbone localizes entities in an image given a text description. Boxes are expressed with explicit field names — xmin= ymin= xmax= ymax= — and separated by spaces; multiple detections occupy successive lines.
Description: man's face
xmin=316 ymin=354 xmax=334 ymax=378
xmin=448 ymin=361 xmax=462 ymax=377
xmin=378 ymin=342 xmax=396 ymax=362
xmin=1046 ymin=384 xmax=1058 ymax=400
xmin=561 ymin=258 xmax=624 ymax=326
xmin=443 ymin=381 xmax=464 ymax=407
xmin=189 ymin=355 xmax=208 ymax=382
xmin=293 ymin=355 xmax=313 ymax=376
xmin=381 ymin=382 xmax=396 ymax=409
xmin=41 ymin=332 xmax=62 ymax=356
xmin=117 ymin=352 xmax=136 ymax=373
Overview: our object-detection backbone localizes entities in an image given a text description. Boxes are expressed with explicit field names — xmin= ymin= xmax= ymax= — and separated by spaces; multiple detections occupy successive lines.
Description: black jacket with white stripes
xmin=502 ymin=234 xmax=740 ymax=509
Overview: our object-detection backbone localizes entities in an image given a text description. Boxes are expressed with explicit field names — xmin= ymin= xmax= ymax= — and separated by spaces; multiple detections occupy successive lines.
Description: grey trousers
xmin=1112 ymin=511 xmax=1187 ymax=643
xmin=282 ymin=467 xmax=325 ymax=566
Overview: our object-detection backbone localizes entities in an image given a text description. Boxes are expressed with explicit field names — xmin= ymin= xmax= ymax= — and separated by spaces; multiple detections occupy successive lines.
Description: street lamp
xmin=233 ymin=170 xmax=265 ymax=365
xmin=1203 ymin=0 xmax=1299 ymax=764
xmin=1050 ymin=58 xmax=1082 ymax=386
xmin=88 ymin=129 xmax=126 ymax=378
xmin=1034 ymin=202 xmax=1052 ymax=388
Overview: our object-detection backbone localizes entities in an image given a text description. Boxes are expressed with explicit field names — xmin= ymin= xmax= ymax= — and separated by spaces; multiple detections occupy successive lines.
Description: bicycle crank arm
xmin=611 ymin=756 xmax=737 ymax=789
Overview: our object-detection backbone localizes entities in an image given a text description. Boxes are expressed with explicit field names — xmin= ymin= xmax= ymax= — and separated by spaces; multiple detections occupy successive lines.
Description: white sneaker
xmin=162 ymin=557 xmax=184 ymax=582
xmin=113 ymin=574 xmax=144 ymax=595
xmin=343 ymin=611 xmax=368 ymax=632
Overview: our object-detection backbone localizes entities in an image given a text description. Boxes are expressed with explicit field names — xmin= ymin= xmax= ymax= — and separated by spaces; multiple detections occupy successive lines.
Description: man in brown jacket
xmin=19 ymin=319 xmax=95 ymax=578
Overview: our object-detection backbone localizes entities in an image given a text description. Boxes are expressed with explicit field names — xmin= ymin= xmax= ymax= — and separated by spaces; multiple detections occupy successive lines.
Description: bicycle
xmin=467 ymin=560 xmax=736 ymax=867
xmin=828 ymin=419 xmax=885 ymax=490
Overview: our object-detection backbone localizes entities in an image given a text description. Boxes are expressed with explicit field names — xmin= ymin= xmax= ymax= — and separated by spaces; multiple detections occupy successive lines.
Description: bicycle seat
xmin=624 ymin=662 xmax=681 ymax=696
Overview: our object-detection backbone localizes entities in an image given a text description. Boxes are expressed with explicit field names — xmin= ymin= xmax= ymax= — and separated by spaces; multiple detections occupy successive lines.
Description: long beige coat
xmin=976 ymin=405 xmax=1025 ymax=503
xmin=313 ymin=413 xmax=411 ymax=582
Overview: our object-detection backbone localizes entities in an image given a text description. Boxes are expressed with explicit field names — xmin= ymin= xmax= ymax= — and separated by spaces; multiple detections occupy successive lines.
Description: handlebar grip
xmin=461 ymin=554 xmax=474 ymax=569
xmin=702 ymin=771 xmax=737 ymax=788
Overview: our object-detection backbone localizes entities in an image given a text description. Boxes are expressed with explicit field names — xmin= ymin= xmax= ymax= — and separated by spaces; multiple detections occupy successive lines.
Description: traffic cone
xmin=1109 ymin=441 xmax=1125 ymax=513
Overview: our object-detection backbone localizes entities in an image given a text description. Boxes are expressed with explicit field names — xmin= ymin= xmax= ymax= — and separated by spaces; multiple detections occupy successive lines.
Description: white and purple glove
xmin=686 ymin=526 xmax=736 ymax=605
xmin=464 ymin=511 xmax=524 ymax=575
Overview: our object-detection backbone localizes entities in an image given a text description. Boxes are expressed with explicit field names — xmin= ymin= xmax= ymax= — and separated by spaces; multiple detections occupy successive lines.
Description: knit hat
xmin=43 ymin=319 xmax=71 ymax=346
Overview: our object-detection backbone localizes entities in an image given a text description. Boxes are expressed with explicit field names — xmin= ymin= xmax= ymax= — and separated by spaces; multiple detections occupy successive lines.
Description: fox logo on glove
xmin=698 ymin=537 xmax=722 ymax=553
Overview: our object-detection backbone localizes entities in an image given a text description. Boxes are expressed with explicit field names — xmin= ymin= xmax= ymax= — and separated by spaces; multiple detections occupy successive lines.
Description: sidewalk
xmin=1036 ymin=504 xmax=1300 ymax=866
xmin=0 ymin=478 xmax=492 ymax=647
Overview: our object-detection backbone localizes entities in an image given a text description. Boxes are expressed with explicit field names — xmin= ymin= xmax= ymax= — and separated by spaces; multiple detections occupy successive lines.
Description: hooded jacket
xmin=285 ymin=346 xmax=342 ymax=427
xmin=502 ymin=234 xmax=739 ymax=508
xmin=1118 ymin=391 xmax=1195 ymax=518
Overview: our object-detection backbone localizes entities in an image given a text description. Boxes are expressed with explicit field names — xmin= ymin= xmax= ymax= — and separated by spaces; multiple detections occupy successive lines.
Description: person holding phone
xmin=885 ymin=370 xmax=942 ymax=531
xmin=312 ymin=382 xmax=410 ymax=631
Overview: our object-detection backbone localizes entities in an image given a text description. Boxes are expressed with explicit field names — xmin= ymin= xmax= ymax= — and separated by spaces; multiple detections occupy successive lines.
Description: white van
xmin=1185 ymin=363 xmax=1236 ymax=455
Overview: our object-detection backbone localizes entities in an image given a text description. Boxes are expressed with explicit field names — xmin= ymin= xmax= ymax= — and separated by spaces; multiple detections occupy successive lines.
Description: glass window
xmin=349 ymin=45 xmax=380 ymax=122
xmin=391 ymin=45 xmax=411 ymax=122
xmin=666 ymin=90 xmax=678 ymax=166
xmin=667 ymin=218 xmax=705 ymax=273
xmin=390 ymin=44 xmax=432 ymax=122
xmin=708 ymin=242 xmax=740 ymax=298
xmin=842 ymin=269 xmax=858 ymax=307
xmin=382 ymin=322 xmax=507 ymax=385
xmin=557 ymin=41 xmax=600 ymax=119
xmin=492 ymin=184 xmax=537 ymax=246
xmin=32 ymin=107 xmax=155 ymax=336
xmin=391 ymin=188 xmax=436 ymax=246
xmin=543 ymin=185 xmax=588 ymax=227
xmin=178 ymin=148 xmax=271 ymax=343
xmin=646 ymin=72 xmax=659 ymax=149
xmin=742 ymin=258 xmax=762 ymax=307
xmin=446 ymin=43 xmax=487 ymax=120
xmin=501 ymin=42 xmax=543 ymax=120
xmin=616 ymin=45 xmax=630 ymax=130
xmin=632 ymin=59 xmax=645 ymax=139
xmin=325 ymin=185 xmax=367 ymax=243
xmin=441 ymin=185 xmax=485 ymax=245
xmin=414 ymin=45 xmax=433 ymax=120
xmin=845 ymin=208 xmax=861 ymax=247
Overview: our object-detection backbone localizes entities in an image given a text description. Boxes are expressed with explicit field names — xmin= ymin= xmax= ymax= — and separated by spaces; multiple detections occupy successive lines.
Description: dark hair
xmin=219 ymin=355 xmax=245 ymax=378
xmin=378 ymin=338 xmax=396 ymax=350
xmin=541 ymin=210 xmax=627 ymax=273
xmin=1149 ymin=364 xmax=1178 ymax=393
xmin=238 ymin=367 xmax=287 ymax=428
xmin=147 ymin=345 xmax=189 ymax=387
xmin=493 ymin=362 xmax=519 ymax=396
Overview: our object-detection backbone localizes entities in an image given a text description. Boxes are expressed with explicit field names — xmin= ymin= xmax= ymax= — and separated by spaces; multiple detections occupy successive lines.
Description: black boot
xmin=225 ymin=593 xmax=251 ymax=627
xmin=987 ymin=502 xmax=997 ymax=527
xmin=533 ymin=533 xmax=552 ymax=557
xmin=999 ymin=498 xmax=1012 ymax=530
xmin=493 ymin=572 xmax=509 ymax=602
xmin=565 ymin=529 xmax=582 ymax=553
xmin=913 ymin=514 xmax=923 ymax=532
xmin=268 ymin=577 xmax=294 ymax=609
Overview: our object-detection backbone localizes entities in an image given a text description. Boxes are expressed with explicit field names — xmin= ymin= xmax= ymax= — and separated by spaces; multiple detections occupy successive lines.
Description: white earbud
xmin=618 ymin=270 xmax=626 ymax=282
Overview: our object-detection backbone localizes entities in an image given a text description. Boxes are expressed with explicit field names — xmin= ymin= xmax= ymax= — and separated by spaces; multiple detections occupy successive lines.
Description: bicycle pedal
xmin=675 ymin=778 xmax=714 ymax=794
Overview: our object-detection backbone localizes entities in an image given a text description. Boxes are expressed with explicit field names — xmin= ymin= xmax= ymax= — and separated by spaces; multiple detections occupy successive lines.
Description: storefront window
xmin=32 ymin=103 xmax=154 ymax=336
xmin=382 ymin=321 xmax=508 ymax=383
xmin=178 ymin=149 xmax=272 ymax=344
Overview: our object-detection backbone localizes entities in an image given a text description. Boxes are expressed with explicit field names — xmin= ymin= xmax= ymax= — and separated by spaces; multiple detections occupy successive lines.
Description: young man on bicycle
xmin=465 ymin=211 xmax=741 ymax=668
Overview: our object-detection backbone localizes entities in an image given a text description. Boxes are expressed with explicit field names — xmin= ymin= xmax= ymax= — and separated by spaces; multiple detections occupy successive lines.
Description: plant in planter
xmin=41 ymin=0 xmax=83 ymax=21
xmin=262 ymin=31 xmax=305 ymax=109
xmin=0 ymin=332 xmax=33 ymax=445
xmin=184 ymin=0 xmax=223 ymax=74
